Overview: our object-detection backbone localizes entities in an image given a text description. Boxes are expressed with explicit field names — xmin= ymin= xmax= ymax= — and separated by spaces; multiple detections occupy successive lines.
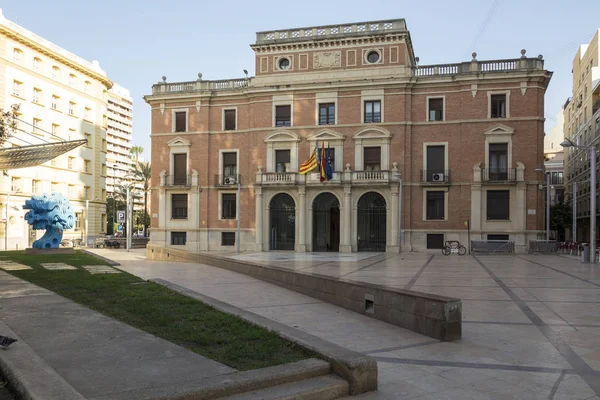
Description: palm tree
xmin=130 ymin=145 xmax=144 ymax=163
xmin=130 ymin=162 xmax=151 ymax=236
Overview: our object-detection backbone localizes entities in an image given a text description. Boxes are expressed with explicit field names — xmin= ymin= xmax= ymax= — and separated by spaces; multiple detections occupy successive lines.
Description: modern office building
xmin=563 ymin=29 xmax=600 ymax=243
xmin=106 ymin=83 xmax=133 ymax=199
xmin=145 ymin=19 xmax=552 ymax=253
xmin=0 ymin=8 xmax=112 ymax=248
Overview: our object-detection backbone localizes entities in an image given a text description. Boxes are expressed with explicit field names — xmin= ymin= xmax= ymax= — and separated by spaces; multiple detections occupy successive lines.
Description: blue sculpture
xmin=23 ymin=193 xmax=75 ymax=249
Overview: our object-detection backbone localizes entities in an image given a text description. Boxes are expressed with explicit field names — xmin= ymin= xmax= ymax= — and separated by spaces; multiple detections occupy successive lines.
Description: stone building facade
xmin=145 ymin=19 xmax=552 ymax=253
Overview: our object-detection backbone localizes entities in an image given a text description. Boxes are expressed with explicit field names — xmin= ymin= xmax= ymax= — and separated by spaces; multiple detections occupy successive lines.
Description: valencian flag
xmin=299 ymin=141 xmax=318 ymax=174
xmin=326 ymin=143 xmax=333 ymax=181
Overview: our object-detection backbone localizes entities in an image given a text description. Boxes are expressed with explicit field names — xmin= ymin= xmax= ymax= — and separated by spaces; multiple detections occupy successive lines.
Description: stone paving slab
xmin=0 ymin=261 xmax=32 ymax=271
xmin=40 ymin=263 xmax=76 ymax=271
xmin=82 ymin=265 xmax=121 ymax=274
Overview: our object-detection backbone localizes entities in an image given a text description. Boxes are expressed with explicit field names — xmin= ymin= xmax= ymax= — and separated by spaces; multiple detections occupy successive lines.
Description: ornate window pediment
xmin=353 ymin=126 xmax=391 ymax=140
xmin=307 ymin=129 xmax=345 ymax=142
xmin=264 ymin=131 xmax=300 ymax=143
xmin=483 ymin=124 xmax=514 ymax=136
xmin=168 ymin=137 xmax=191 ymax=147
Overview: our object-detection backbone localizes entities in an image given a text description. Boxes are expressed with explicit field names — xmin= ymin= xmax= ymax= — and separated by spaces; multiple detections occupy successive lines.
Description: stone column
xmin=340 ymin=185 xmax=352 ymax=253
xmin=297 ymin=187 xmax=307 ymax=252
xmin=388 ymin=184 xmax=399 ymax=252
xmin=255 ymin=186 xmax=263 ymax=251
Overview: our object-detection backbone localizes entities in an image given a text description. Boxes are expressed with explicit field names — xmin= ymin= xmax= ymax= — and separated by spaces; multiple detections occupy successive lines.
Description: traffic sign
xmin=118 ymin=224 xmax=124 ymax=231
xmin=117 ymin=211 xmax=125 ymax=223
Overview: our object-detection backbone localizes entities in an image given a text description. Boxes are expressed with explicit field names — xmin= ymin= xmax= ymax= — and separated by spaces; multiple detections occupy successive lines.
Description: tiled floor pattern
xmin=90 ymin=249 xmax=600 ymax=400
xmin=81 ymin=265 xmax=121 ymax=274
xmin=40 ymin=263 xmax=77 ymax=270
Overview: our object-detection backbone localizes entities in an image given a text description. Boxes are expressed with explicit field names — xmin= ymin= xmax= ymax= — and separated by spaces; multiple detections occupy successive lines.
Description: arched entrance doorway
xmin=269 ymin=193 xmax=296 ymax=250
xmin=312 ymin=192 xmax=340 ymax=252
xmin=357 ymin=192 xmax=387 ymax=252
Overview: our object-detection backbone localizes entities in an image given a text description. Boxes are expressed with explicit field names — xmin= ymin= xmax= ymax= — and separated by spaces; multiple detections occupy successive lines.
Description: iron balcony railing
xmin=481 ymin=168 xmax=517 ymax=182
xmin=162 ymin=174 xmax=192 ymax=187
xmin=421 ymin=169 xmax=451 ymax=184
xmin=214 ymin=174 xmax=242 ymax=187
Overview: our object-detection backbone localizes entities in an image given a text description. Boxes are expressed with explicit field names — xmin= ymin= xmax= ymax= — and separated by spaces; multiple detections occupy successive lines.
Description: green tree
xmin=129 ymin=162 xmax=151 ymax=237
xmin=130 ymin=145 xmax=144 ymax=163
xmin=0 ymin=105 xmax=19 ymax=146
xmin=550 ymin=201 xmax=573 ymax=240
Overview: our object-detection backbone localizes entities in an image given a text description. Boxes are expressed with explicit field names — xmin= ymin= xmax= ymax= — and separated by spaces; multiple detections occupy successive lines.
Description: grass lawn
xmin=1 ymin=251 xmax=312 ymax=370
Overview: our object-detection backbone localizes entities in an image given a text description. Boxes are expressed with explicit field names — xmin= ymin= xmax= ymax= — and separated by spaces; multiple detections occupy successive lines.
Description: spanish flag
xmin=299 ymin=142 xmax=318 ymax=174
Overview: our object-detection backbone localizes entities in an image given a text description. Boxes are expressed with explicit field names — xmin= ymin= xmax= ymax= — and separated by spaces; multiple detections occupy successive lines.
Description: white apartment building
xmin=0 ymin=9 xmax=113 ymax=248
xmin=106 ymin=84 xmax=134 ymax=198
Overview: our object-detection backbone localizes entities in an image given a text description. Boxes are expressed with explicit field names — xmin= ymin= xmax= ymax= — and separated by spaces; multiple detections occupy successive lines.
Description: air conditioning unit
xmin=432 ymin=173 xmax=444 ymax=182
xmin=224 ymin=176 xmax=236 ymax=185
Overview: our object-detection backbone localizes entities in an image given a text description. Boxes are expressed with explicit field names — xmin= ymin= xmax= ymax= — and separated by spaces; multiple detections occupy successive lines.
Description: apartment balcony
xmin=161 ymin=174 xmax=192 ymax=187
xmin=481 ymin=168 xmax=517 ymax=183
xmin=351 ymin=170 xmax=392 ymax=184
xmin=259 ymin=172 xmax=298 ymax=186
xmin=214 ymin=174 xmax=242 ymax=187
xmin=421 ymin=170 xmax=451 ymax=185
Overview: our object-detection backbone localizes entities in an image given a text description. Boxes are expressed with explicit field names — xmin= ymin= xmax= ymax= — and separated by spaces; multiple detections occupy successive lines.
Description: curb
xmin=80 ymin=249 xmax=121 ymax=266
xmin=0 ymin=321 xmax=86 ymax=400
xmin=151 ymin=278 xmax=378 ymax=395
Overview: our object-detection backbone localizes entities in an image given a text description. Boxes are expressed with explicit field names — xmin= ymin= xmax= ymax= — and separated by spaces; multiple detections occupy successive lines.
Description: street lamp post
xmin=535 ymin=168 xmax=551 ymax=241
xmin=573 ymin=182 xmax=577 ymax=243
xmin=561 ymin=139 xmax=597 ymax=263
xmin=395 ymin=172 xmax=403 ymax=253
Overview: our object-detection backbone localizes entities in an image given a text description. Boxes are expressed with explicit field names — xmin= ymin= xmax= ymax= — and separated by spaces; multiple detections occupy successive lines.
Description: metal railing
xmin=481 ymin=168 xmax=517 ymax=182
xmin=162 ymin=174 xmax=192 ymax=187
xmin=214 ymin=174 xmax=241 ymax=186
xmin=421 ymin=169 xmax=451 ymax=183
xmin=529 ymin=240 xmax=558 ymax=253
xmin=471 ymin=240 xmax=515 ymax=253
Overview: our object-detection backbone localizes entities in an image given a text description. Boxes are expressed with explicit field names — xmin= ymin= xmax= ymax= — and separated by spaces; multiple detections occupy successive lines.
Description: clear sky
xmin=3 ymin=0 xmax=599 ymax=159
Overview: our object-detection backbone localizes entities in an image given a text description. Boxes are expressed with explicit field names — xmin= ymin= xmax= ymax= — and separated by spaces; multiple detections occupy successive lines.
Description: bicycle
xmin=441 ymin=240 xmax=467 ymax=256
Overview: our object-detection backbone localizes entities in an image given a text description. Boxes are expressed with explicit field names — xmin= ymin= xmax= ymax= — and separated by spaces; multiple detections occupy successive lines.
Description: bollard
xmin=582 ymin=243 xmax=590 ymax=263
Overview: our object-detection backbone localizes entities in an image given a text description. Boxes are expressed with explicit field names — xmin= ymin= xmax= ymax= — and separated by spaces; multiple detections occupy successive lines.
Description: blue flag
xmin=326 ymin=144 xmax=333 ymax=181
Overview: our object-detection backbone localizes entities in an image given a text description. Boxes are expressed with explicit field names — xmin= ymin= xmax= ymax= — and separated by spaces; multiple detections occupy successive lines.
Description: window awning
xmin=0 ymin=139 xmax=87 ymax=170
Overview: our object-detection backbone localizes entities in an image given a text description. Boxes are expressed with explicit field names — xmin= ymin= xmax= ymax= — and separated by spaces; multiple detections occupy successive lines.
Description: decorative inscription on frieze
xmin=314 ymin=51 xmax=341 ymax=69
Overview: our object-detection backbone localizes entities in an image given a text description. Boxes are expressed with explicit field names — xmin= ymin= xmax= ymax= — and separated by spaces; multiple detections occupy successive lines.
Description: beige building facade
xmin=563 ymin=29 xmax=600 ymax=243
xmin=145 ymin=19 xmax=551 ymax=254
xmin=0 ymin=8 xmax=112 ymax=248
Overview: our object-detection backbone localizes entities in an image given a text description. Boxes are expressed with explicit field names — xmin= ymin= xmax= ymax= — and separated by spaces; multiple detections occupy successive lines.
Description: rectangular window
xmin=490 ymin=94 xmax=506 ymax=118
xmin=33 ymin=58 xmax=41 ymax=72
xmin=52 ymin=66 xmax=60 ymax=79
xmin=428 ymin=98 xmax=443 ymax=121
xmin=221 ymin=232 xmax=235 ymax=246
xmin=84 ymin=107 xmax=91 ymax=120
xmin=32 ymin=180 xmax=40 ymax=194
xmin=363 ymin=147 xmax=381 ymax=171
xmin=426 ymin=234 xmax=444 ymax=249
xmin=222 ymin=152 xmax=237 ymax=178
xmin=489 ymin=143 xmax=508 ymax=180
xmin=68 ymin=157 xmax=75 ymax=170
xmin=13 ymin=49 xmax=21 ymax=63
xmin=32 ymin=118 xmax=42 ymax=135
xmin=487 ymin=234 xmax=509 ymax=241
xmin=171 ymin=232 xmax=187 ymax=245
xmin=275 ymin=105 xmax=291 ymax=127
xmin=275 ymin=149 xmax=290 ymax=173
xmin=426 ymin=191 xmax=445 ymax=220
xmin=85 ymin=186 xmax=91 ymax=200
xmin=318 ymin=103 xmax=335 ymax=125
xmin=51 ymin=182 xmax=58 ymax=192
xmin=12 ymin=80 xmax=22 ymax=97
xmin=52 ymin=95 xmax=59 ymax=110
xmin=11 ymin=177 xmax=21 ymax=192
xmin=426 ymin=145 xmax=445 ymax=182
xmin=50 ymin=159 xmax=56 ymax=167
xmin=171 ymin=194 xmax=188 ymax=219
xmin=222 ymin=193 xmax=237 ymax=219
xmin=85 ymin=133 xmax=92 ymax=146
xmin=101 ymin=214 xmax=106 ymax=233
xmin=224 ymin=109 xmax=236 ymax=130
xmin=487 ymin=190 xmax=510 ymax=220
xmin=69 ymin=74 xmax=76 ymax=87
xmin=364 ymin=100 xmax=381 ymax=123
xmin=52 ymin=124 xmax=60 ymax=137
xmin=74 ymin=212 xmax=82 ymax=230
xmin=173 ymin=153 xmax=187 ymax=184
xmin=84 ymin=160 xmax=90 ymax=173
xmin=33 ymin=88 xmax=42 ymax=103
xmin=84 ymin=81 xmax=91 ymax=94
xmin=175 ymin=111 xmax=187 ymax=132
xmin=69 ymin=102 xmax=76 ymax=116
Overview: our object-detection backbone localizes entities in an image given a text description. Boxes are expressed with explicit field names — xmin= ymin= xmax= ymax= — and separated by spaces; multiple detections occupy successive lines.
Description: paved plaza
xmin=92 ymin=249 xmax=600 ymax=399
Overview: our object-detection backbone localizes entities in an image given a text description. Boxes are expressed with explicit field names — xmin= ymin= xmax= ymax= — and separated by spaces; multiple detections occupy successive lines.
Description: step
xmin=219 ymin=375 xmax=349 ymax=400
